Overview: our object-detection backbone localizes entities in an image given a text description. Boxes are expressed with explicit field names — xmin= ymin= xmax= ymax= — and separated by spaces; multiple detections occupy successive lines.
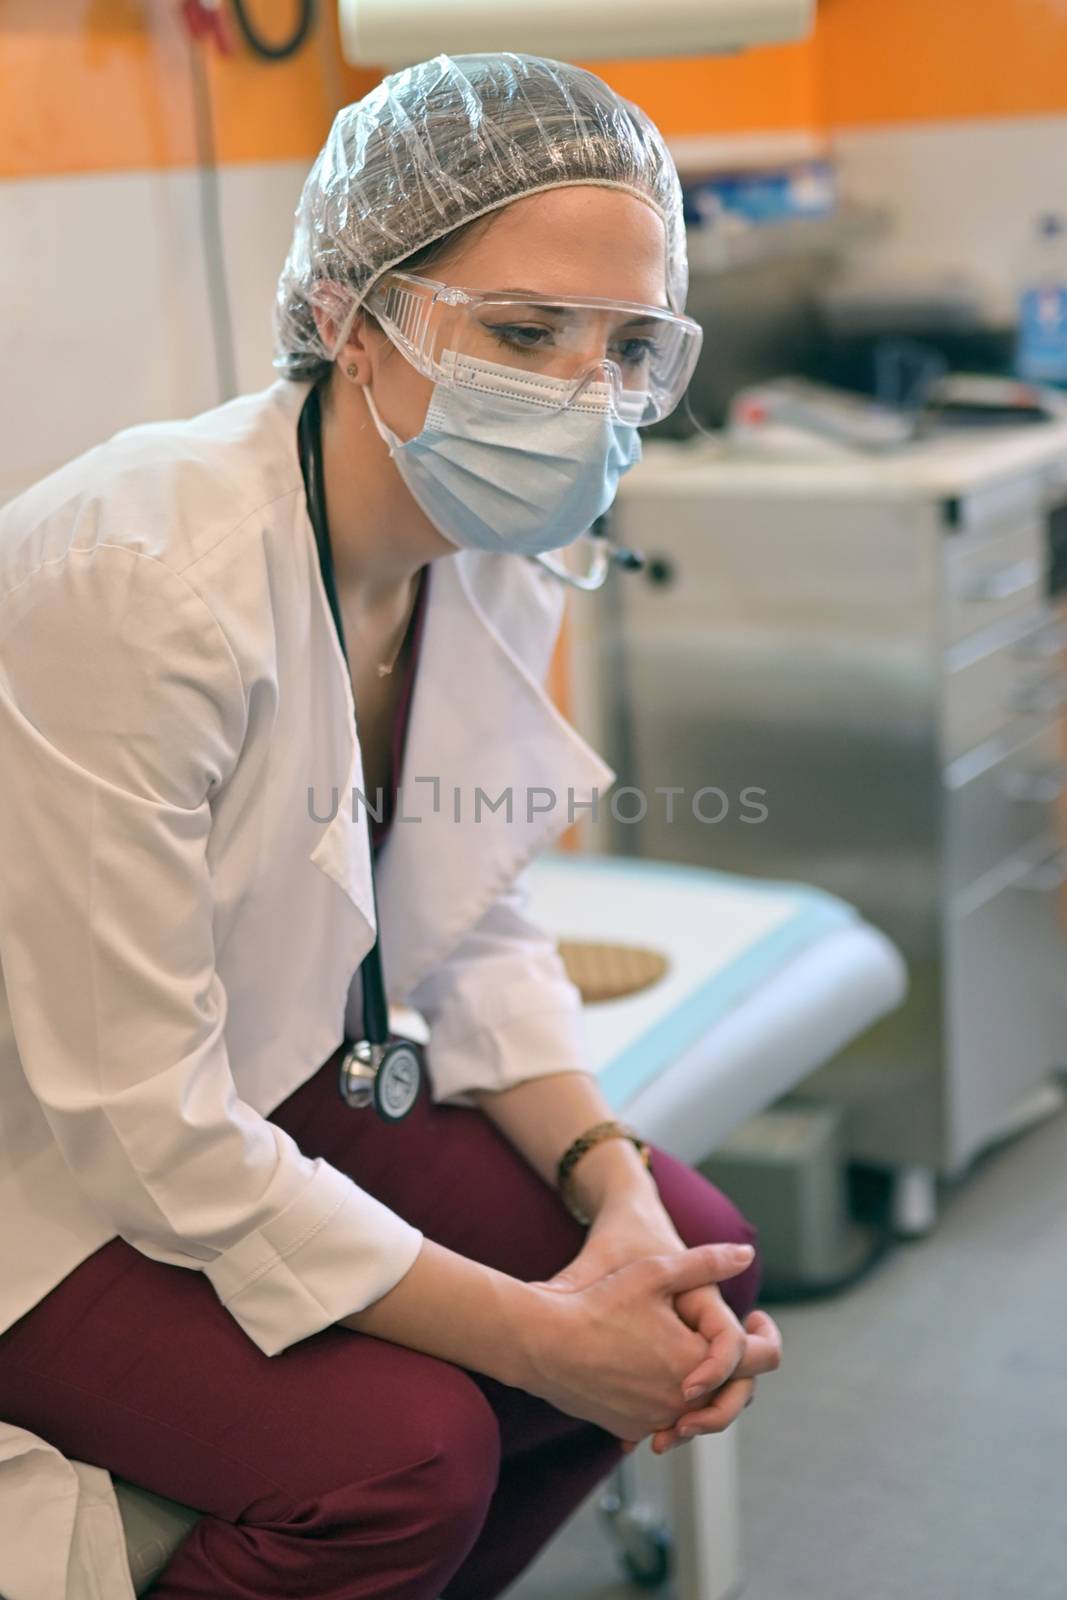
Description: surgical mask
xmin=361 ymin=354 xmax=645 ymax=557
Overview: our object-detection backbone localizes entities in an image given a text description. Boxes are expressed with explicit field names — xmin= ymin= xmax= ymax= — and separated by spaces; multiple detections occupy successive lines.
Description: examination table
xmin=113 ymin=850 xmax=905 ymax=1599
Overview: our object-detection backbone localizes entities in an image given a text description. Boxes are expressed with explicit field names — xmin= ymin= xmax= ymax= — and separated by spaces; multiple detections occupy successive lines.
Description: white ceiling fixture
xmin=339 ymin=0 xmax=815 ymax=67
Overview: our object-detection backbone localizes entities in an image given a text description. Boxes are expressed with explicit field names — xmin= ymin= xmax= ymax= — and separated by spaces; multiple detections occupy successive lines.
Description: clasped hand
xmin=533 ymin=1199 xmax=782 ymax=1455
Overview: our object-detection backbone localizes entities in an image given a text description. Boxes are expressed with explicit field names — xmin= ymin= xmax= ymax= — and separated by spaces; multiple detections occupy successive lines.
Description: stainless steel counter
xmin=577 ymin=422 xmax=1067 ymax=1200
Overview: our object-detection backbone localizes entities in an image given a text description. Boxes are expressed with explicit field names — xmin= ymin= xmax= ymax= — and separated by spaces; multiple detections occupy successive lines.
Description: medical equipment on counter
xmin=599 ymin=418 xmax=1067 ymax=1231
xmin=923 ymin=373 xmax=1067 ymax=427
xmin=728 ymin=376 xmax=918 ymax=453
xmin=338 ymin=0 xmax=814 ymax=65
xmin=728 ymin=375 xmax=1067 ymax=460
xmin=298 ymin=382 xmax=425 ymax=1121
xmin=111 ymin=848 xmax=905 ymax=1598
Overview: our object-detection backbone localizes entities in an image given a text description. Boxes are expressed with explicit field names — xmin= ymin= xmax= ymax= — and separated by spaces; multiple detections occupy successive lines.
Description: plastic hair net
xmin=273 ymin=51 xmax=687 ymax=379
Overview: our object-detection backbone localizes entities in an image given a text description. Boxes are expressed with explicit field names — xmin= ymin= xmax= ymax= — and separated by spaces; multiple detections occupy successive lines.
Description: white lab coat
xmin=0 ymin=376 xmax=615 ymax=1598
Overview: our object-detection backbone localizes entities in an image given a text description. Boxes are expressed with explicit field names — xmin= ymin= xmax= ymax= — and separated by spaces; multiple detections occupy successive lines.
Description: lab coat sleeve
xmin=0 ymin=545 xmax=424 ymax=1358
xmin=406 ymin=862 xmax=595 ymax=1105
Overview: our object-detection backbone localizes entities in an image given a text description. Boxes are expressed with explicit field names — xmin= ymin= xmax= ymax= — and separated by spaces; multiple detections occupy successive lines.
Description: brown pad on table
xmin=557 ymin=939 xmax=669 ymax=1004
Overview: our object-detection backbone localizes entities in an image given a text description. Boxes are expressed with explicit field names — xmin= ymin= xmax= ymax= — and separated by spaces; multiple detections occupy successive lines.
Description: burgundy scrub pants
xmin=0 ymin=1047 xmax=761 ymax=1600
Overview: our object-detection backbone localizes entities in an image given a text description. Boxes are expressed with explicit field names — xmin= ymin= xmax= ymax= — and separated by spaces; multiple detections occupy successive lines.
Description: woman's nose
xmin=569 ymin=358 xmax=627 ymax=405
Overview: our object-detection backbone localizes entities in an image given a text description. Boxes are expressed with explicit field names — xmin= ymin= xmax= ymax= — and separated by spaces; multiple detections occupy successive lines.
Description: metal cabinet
xmin=578 ymin=423 xmax=1067 ymax=1190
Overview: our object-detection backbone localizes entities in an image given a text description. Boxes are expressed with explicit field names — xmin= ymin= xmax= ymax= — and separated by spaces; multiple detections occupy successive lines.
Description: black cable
xmin=230 ymin=0 xmax=316 ymax=61
xmin=188 ymin=38 xmax=239 ymax=405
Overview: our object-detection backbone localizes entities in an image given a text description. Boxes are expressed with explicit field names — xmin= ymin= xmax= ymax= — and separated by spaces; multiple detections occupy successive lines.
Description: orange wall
xmin=587 ymin=43 xmax=823 ymax=140
xmin=4 ymin=0 xmax=1066 ymax=182
xmin=817 ymin=0 xmax=1067 ymax=128
xmin=0 ymin=0 xmax=378 ymax=179
xmin=1 ymin=6 xmax=822 ymax=180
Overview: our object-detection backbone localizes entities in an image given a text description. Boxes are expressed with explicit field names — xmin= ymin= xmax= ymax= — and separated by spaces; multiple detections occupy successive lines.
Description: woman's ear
xmin=338 ymin=313 xmax=375 ymax=386
xmin=307 ymin=282 xmax=373 ymax=379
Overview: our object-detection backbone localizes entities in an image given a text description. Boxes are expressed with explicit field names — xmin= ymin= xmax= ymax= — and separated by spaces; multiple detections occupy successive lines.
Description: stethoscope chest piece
xmin=339 ymin=1037 xmax=424 ymax=1122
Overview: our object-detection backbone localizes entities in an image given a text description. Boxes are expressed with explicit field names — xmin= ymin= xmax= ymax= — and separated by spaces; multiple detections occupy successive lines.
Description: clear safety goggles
xmin=361 ymin=271 xmax=703 ymax=426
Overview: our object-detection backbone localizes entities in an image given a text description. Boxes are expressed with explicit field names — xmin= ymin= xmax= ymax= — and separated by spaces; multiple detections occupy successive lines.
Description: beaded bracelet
xmin=556 ymin=1119 xmax=652 ymax=1226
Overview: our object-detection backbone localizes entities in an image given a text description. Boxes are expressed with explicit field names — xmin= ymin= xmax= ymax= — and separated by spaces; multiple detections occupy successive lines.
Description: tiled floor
xmin=506 ymin=1105 xmax=1067 ymax=1599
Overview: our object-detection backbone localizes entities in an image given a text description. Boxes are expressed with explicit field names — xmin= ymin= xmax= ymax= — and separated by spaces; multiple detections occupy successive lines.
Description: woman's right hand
xmin=517 ymin=1242 xmax=755 ymax=1441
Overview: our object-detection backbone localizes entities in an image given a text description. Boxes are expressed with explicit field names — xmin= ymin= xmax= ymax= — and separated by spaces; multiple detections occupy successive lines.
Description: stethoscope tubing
xmin=298 ymin=383 xmax=392 ymax=1049
xmin=296 ymin=382 xmax=644 ymax=1082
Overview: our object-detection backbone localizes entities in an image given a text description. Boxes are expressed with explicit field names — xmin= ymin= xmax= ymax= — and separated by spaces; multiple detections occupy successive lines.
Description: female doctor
xmin=0 ymin=52 xmax=780 ymax=1600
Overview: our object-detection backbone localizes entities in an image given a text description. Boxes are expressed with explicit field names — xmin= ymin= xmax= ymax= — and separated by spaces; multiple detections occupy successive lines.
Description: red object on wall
xmin=179 ymin=0 xmax=235 ymax=54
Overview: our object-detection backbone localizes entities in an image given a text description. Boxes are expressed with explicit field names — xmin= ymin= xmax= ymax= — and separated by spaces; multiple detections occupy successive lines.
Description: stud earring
xmin=346 ymin=363 xmax=358 ymax=380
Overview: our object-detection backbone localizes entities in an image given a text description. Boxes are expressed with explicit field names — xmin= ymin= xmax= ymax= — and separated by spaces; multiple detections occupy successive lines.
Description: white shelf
xmin=685 ymin=205 xmax=890 ymax=276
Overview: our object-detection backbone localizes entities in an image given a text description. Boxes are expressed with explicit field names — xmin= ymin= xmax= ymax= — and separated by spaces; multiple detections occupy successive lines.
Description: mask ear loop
xmin=361 ymin=381 xmax=405 ymax=454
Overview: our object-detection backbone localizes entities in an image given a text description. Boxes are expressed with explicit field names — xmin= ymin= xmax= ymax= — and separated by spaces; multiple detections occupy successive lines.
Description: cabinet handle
xmin=1012 ymin=620 xmax=1067 ymax=661
xmin=1010 ymin=677 xmax=1067 ymax=716
xmin=957 ymin=558 xmax=1040 ymax=603
xmin=1013 ymin=849 xmax=1067 ymax=894
xmin=1000 ymin=763 xmax=1067 ymax=803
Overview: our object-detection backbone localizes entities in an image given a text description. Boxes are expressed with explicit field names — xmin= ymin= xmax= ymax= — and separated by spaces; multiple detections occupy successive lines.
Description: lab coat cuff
xmin=426 ymin=1002 xmax=595 ymax=1106
xmin=203 ymin=1158 xmax=425 ymax=1357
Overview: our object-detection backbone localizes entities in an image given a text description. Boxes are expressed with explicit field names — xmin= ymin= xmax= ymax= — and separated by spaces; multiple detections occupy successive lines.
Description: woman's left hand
xmin=536 ymin=1198 xmax=781 ymax=1455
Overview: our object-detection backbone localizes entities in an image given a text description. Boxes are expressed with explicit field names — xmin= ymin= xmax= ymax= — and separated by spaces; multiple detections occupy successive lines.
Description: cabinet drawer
xmin=943 ymin=517 xmax=1046 ymax=646
xmin=944 ymin=719 xmax=1066 ymax=892
xmin=943 ymin=616 xmax=1067 ymax=760
xmin=945 ymin=837 xmax=1067 ymax=1171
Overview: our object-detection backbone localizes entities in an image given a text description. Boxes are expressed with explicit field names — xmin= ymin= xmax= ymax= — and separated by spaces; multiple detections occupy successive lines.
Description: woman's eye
xmin=612 ymin=337 xmax=655 ymax=368
xmin=486 ymin=323 xmax=553 ymax=351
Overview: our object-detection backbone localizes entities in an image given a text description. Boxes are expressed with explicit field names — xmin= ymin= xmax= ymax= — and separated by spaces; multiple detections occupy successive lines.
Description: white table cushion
xmin=526 ymin=852 xmax=907 ymax=1162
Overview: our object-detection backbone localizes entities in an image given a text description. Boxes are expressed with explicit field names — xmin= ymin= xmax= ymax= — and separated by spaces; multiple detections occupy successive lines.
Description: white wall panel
xmin=0 ymin=159 xmax=309 ymax=503
xmin=831 ymin=115 xmax=1067 ymax=321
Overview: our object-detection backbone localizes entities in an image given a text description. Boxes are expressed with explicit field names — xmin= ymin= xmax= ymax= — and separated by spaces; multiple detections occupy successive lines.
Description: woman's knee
xmin=414 ymin=1371 xmax=502 ymax=1556
xmin=341 ymin=1358 xmax=502 ymax=1570
xmin=364 ymin=1362 xmax=501 ymax=1582
xmin=260 ymin=1349 xmax=503 ymax=1585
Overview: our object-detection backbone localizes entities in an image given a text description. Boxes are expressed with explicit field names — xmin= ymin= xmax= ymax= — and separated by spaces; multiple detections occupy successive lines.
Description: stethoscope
xmin=534 ymin=531 xmax=646 ymax=590
xmin=298 ymin=384 xmax=427 ymax=1121
xmin=297 ymin=382 xmax=646 ymax=1121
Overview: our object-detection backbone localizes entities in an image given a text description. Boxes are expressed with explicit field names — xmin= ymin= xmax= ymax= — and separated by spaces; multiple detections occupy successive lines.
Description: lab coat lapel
xmin=374 ymin=550 xmax=615 ymax=1001
xmin=307 ymin=731 xmax=378 ymax=946
xmin=305 ymin=518 xmax=379 ymax=951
